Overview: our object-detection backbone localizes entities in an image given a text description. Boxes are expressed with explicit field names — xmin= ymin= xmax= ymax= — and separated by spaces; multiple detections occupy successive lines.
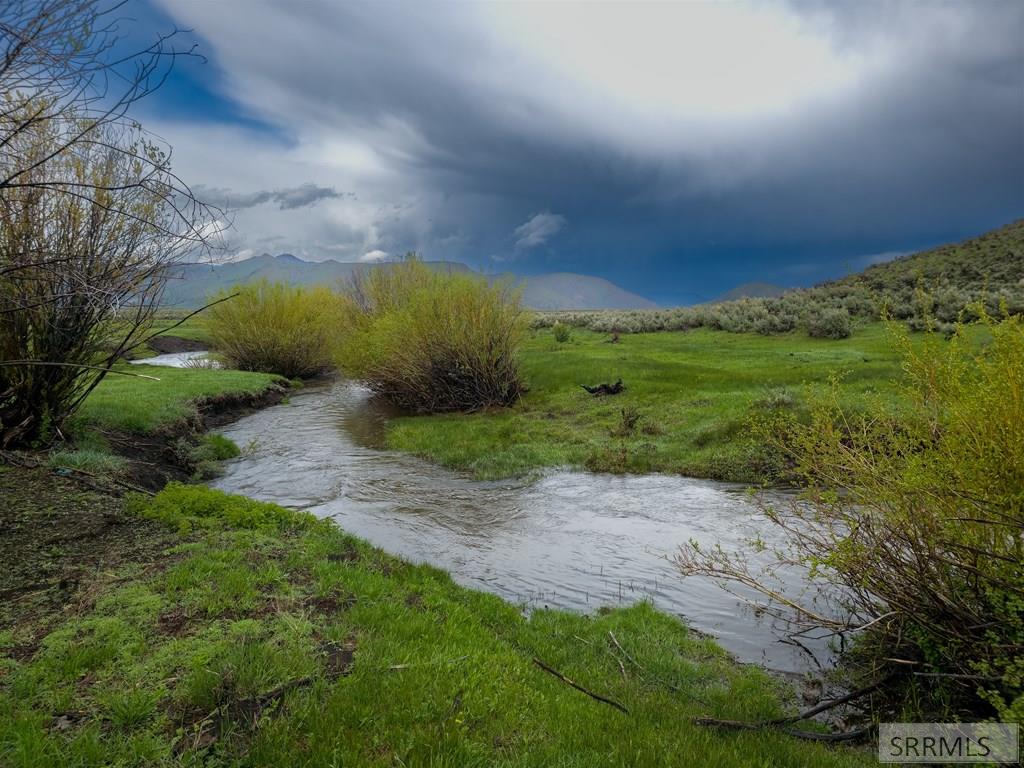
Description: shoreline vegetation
xmin=2 ymin=250 xmax=1020 ymax=764
xmin=1 ymin=365 xmax=874 ymax=767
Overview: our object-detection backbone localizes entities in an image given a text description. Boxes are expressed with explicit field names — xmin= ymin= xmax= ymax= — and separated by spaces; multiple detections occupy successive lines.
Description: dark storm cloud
xmin=154 ymin=0 xmax=1024 ymax=301
xmin=194 ymin=183 xmax=345 ymax=211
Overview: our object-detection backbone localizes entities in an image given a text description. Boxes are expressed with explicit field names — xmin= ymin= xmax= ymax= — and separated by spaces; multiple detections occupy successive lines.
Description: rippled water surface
xmin=213 ymin=380 xmax=836 ymax=672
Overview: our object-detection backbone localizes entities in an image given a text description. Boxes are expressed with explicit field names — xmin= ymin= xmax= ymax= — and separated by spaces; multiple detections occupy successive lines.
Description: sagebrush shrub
xmin=806 ymin=307 xmax=852 ymax=339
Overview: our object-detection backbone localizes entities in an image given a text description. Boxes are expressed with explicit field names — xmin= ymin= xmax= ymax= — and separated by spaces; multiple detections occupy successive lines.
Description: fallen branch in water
xmin=693 ymin=673 xmax=894 ymax=743
xmin=532 ymin=657 xmax=628 ymax=714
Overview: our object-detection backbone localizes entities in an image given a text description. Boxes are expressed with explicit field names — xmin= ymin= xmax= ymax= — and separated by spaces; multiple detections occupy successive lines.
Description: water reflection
xmin=212 ymin=380 xmax=836 ymax=672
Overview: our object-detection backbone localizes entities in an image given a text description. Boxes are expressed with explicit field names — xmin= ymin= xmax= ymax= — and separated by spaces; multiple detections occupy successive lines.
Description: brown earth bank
xmin=111 ymin=382 xmax=290 ymax=490
xmin=0 ymin=380 xmax=291 ymax=632
xmin=0 ymin=465 xmax=179 ymax=638
xmin=147 ymin=335 xmax=208 ymax=354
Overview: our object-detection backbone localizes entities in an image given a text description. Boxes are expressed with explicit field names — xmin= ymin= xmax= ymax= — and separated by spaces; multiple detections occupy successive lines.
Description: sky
xmin=134 ymin=0 xmax=1023 ymax=305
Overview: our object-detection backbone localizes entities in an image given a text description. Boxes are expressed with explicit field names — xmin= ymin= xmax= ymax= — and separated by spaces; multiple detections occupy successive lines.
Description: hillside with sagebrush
xmin=829 ymin=218 xmax=1023 ymax=306
xmin=536 ymin=219 xmax=1024 ymax=335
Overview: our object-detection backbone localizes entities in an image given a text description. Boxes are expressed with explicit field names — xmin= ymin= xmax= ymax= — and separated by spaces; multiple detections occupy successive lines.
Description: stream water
xmin=129 ymin=350 xmax=216 ymax=368
xmin=208 ymin=379 xmax=839 ymax=673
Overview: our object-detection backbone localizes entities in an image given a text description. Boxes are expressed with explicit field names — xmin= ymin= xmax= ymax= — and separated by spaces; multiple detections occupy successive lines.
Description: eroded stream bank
xmin=211 ymin=379 xmax=838 ymax=673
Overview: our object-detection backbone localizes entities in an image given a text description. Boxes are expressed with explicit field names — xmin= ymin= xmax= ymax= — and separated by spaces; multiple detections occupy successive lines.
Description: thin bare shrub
xmin=0 ymin=2 xmax=216 ymax=447
xmin=677 ymin=309 xmax=1024 ymax=721
xmin=207 ymin=281 xmax=343 ymax=379
xmin=337 ymin=261 xmax=527 ymax=412
xmin=0 ymin=117 xmax=215 ymax=447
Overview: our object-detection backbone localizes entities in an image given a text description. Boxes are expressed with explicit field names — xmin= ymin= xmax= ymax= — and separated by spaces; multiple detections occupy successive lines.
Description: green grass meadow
xmin=387 ymin=323 xmax=906 ymax=481
xmin=73 ymin=366 xmax=280 ymax=435
xmin=150 ymin=310 xmax=214 ymax=345
xmin=0 ymin=483 xmax=874 ymax=767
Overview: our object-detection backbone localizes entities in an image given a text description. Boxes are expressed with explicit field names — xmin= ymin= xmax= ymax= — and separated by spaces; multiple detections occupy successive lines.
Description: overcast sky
xmin=139 ymin=0 xmax=1023 ymax=304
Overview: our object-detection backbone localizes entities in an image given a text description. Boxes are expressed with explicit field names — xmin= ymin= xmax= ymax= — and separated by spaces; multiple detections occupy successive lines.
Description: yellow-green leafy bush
xmin=337 ymin=262 xmax=527 ymax=412
xmin=208 ymin=281 xmax=343 ymax=378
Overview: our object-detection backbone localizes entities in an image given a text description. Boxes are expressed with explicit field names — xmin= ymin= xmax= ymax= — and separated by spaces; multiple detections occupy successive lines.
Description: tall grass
xmin=207 ymin=281 xmax=343 ymax=378
xmin=337 ymin=262 xmax=527 ymax=412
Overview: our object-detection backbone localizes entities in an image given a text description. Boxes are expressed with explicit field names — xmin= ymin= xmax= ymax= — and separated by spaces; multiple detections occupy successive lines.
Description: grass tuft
xmin=47 ymin=448 xmax=127 ymax=476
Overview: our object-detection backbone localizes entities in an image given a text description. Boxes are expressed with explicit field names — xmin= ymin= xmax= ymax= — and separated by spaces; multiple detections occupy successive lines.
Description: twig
xmin=779 ymin=636 xmax=824 ymax=672
xmin=785 ymin=726 xmax=875 ymax=743
xmin=56 ymin=463 xmax=156 ymax=496
xmin=763 ymin=674 xmax=894 ymax=726
xmin=387 ymin=654 xmax=469 ymax=671
xmin=693 ymin=673 xmax=894 ymax=741
xmin=532 ymin=657 xmax=628 ymax=714
xmin=0 ymin=449 xmax=155 ymax=496
xmin=0 ymin=360 xmax=159 ymax=380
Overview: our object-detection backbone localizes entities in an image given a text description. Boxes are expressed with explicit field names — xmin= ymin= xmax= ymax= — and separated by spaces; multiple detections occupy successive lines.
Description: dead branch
xmin=581 ymin=378 xmax=625 ymax=396
xmin=0 ymin=361 xmax=159 ymax=380
xmin=532 ymin=657 xmax=628 ymax=714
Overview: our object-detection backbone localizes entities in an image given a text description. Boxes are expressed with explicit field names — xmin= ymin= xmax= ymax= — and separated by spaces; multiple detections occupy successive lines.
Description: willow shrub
xmin=207 ymin=280 xmax=344 ymax=378
xmin=336 ymin=262 xmax=527 ymax=412
xmin=678 ymin=308 xmax=1024 ymax=721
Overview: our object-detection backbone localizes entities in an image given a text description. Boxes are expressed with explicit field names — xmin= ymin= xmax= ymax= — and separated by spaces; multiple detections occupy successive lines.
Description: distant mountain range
xmin=161 ymin=254 xmax=657 ymax=310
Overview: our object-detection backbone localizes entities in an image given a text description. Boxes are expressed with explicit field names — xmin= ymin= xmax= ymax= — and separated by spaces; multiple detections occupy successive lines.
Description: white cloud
xmin=513 ymin=212 xmax=566 ymax=249
xmin=147 ymin=0 xmax=1023 ymax=276
xmin=359 ymin=249 xmax=389 ymax=263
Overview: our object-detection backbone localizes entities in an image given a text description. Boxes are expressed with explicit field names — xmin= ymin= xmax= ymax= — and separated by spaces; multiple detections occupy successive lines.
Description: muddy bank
xmin=120 ymin=334 xmax=207 ymax=361
xmin=104 ymin=382 xmax=292 ymax=490
xmin=0 ymin=465 xmax=178 ymax=634
xmin=148 ymin=335 xmax=207 ymax=354
xmin=0 ymin=379 xmax=292 ymax=631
